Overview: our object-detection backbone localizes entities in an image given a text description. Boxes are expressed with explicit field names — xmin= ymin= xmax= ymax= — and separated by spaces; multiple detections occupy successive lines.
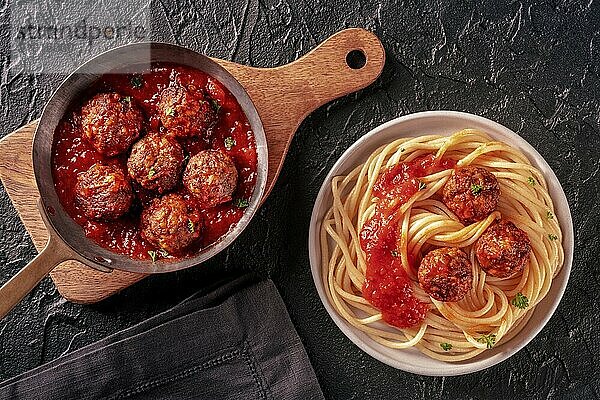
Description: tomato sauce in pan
xmin=359 ymin=155 xmax=455 ymax=328
xmin=52 ymin=63 xmax=258 ymax=260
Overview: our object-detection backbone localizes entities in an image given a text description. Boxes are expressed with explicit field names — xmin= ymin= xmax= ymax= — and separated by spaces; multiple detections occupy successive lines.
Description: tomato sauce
xmin=360 ymin=154 xmax=455 ymax=328
xmin=52 ymin=63 xmax=258 ymax=260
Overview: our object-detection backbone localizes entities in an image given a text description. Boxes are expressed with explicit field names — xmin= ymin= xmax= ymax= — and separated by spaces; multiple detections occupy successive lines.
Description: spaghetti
xmin=320 ymin=129 xmax=563 ymax=361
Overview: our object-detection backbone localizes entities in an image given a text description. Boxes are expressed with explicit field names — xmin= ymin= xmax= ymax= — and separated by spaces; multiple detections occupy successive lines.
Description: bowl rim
xmin=308 ymin=110 xmax=574 ymax=376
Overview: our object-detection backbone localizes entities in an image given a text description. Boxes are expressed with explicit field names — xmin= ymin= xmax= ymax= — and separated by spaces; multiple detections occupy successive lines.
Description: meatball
xmin=418 ymin=247 xmax=472 ymax=302
xmin=80 ymin=93 xmax=144 ymax=156
xmin=183 ymin=150 xmax=238 ymax=208
xmin=140 ymin=193 xmax=201 ymax=253
xmin=442 ymin=166 xmax=500 ymax=223
xmin=475 ymin=220 xmax=531 ymax=278
xmin=157 ymin=82 xmax=217 ymax=138
xmin=75 ymin=164 xmax=133 ymax=221
xmin=127 ymin=133 xmax=185 ymax=193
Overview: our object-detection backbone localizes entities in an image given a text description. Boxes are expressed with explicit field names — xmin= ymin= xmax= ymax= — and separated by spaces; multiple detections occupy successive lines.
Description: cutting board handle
xmin=269 ymin=27 xmax=385 ymax=123
xmin=222 ymin=28 xmax=386 ymax=127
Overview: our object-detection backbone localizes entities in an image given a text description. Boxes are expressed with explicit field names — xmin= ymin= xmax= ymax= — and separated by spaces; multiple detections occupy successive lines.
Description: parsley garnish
xmin=187 ymin=220 xmax=195 ymax=233
xmin=527 ymin=177 xmax=536 ymax=186
xmin=224 ymin=137 xmax=236 ymax=150
xmin=165 ymin=107 xmax=175 ymax=117
xmin=548 ymin=233 xmax=558 ymax=241
xmin=440 ymin=342 xmax=452 ymax=351
xmin=477 ymin=333 xmax=497 ymax=349
xmin=158 ymin=249 xmax=169 ymax=258
xmin=122 ymin=96 xmax=131 ymax=103
xmin=211 ymin=99 xmax=221 ymax=113
xmin=546 ymin=211 xmax=554 ymax=220
xmin=148 ymin=167 xmax=156 ymax=178
xmin=418 ymin=180 xmax=426 ymax=191
xmin=511 ymin=292 xmax=529 ymax=309
xmin=234 ymin=198 xmax=249 ymax=208
xmin=471 ymin=183 xmax=483 ymax=195
xmin=131 ymin=75 xmax=144 ymax=88
xmin=148 ymin=250 xmax=157 ymax=263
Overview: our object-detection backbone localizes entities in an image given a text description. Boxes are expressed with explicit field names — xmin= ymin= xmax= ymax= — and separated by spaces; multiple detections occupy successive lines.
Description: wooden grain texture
xmin=0 ymin=28 xmax=385 ymax=304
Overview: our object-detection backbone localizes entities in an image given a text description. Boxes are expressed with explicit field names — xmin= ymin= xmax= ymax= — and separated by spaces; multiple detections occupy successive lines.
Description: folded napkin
xmin=0 ymin=275 xmax=324 ymax=400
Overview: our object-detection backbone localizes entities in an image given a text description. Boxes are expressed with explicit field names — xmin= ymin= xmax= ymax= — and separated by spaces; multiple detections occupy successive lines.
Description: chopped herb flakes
xmin=477 ymin=333 xmax=497 ymax=349
xmin=158 ymin=249 xmax=169 ymax=258
xmin=546 ymin=211 xmax=554 ymax=220
xmin=131 ymin=75 xmax=144 ymax=88
xmin=224 ymin=137 xmax=236 ymax=150
xmin=211 ymin=99 xmax=221 ymax=112
xmin=548 ymin=233 xmax=558 ymax=241
xmin=440 ymin=343 xmax=452 ymax=351
xmin=149 ymin=249 xmax=169 ymax=263
xmin=165 ymin=107 xmax=175 ymax=117
xmin=234 ymin=198 xmax=249 ymax=208
xmin=187 ymin=220 xmax=195 ymax=233
xmin=471 ymin=183 xmax=483 ymax=195
xmin=527 ymin=177 xmax=536 ymax=186
xmin=511 ymin=292 xmax=529 ymax=309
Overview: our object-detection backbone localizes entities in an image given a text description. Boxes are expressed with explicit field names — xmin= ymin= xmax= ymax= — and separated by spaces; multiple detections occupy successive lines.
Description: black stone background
xmin=1 ymin=0 xmax=600 ymax=399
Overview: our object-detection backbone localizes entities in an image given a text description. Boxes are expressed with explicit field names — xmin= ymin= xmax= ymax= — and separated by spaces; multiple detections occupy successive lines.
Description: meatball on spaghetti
xmin=442 ymin=166 xmax=500 ymax=224
xmin=158 ymin=81 xmax=217 ymax=138
xmin=476 ymin=220 xmax=531 ymax=278
xmin=140 ymin=194 xmax=201 ymax=253
xmin=80 ymin=93 xmax=144 ymax=156
xmin=418 ymin=247 xmax=472 ymax=302
xmin=75 ymin=164 xmax=133 ymax=221
xmin=127 ymin=133 xmax=185 ymax=193
xmin=183 ymin=149 xmax=238 ymax=208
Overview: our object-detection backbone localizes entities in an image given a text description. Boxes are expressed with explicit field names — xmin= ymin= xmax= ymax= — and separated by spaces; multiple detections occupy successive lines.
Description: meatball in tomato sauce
xmin=442 ymin=166 xmax=500 ymax=224
xmin=75 ymin=164 xmax=133 ymax=221
xmin=141 ymin=194 xmax=202 ymax=254
xmin=80 ymin=93 xmax=144 ymax=156
xmin=183 ymin=149 xmax=238 ymax=208
xmin=475 ymin=220 xmax=531 ymax=278
xmin=127 ymin=133 xmax=185 ymax=194
xmin=157 ymin=81 xmax=218 ymax=138
xmin=418 ymin=247 xmax=472 ymax=302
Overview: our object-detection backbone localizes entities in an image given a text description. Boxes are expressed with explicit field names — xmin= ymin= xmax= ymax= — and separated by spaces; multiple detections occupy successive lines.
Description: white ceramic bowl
xmin=308 ymin=111 xmax=574 ymax=376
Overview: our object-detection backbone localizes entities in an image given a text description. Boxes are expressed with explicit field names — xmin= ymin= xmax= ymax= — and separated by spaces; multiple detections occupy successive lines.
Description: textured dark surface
xmin=1 ymin=0 xmax=599 ymax=399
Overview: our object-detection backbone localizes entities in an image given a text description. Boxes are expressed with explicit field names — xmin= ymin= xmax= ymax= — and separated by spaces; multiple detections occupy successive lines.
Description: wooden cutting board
xmin=0 ymin=28 xmax=385 ymax=304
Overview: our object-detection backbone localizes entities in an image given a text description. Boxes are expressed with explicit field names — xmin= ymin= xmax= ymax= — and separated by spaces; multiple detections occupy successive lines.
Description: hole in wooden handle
xmin=346 ymin=49 xmax=367 ymax=70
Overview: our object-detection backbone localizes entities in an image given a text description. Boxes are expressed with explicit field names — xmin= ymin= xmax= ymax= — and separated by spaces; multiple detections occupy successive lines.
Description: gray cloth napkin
xmin=0 ymin=276 xmax=324 ymax=400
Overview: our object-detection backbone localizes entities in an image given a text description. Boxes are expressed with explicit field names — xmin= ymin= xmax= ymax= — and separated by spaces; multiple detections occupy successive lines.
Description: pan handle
xmin=0 ymin=232 xmax=69 ymax=319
